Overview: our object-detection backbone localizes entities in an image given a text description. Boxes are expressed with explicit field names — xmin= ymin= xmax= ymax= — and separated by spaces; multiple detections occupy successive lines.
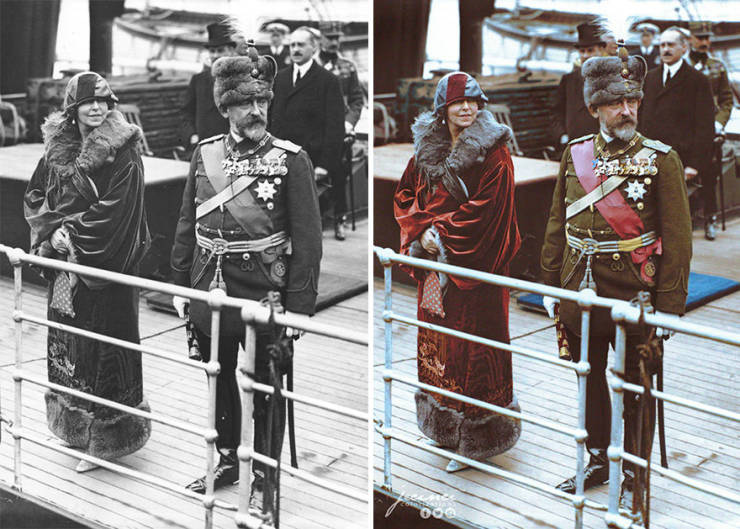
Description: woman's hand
xmin=50 ymin=228 xmax=71 ymax=254
xmin=420 ymin=228 xmax=439 ymax=255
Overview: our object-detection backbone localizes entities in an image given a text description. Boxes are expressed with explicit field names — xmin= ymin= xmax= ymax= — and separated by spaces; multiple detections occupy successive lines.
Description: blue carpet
xmin=517 ymin=272 xmax=740 ymax=314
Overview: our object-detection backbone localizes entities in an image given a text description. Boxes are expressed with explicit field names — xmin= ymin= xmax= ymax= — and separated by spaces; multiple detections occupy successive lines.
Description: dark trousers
xmin=331 ymin=168 xmax=347 ymax=220
xmin=565 ymin=328 xmax=648 ymax=476
xmin=700 ymin=169 xmax=718 ymax=218
xmin=195 ymin=328 xmax=286 ymax=480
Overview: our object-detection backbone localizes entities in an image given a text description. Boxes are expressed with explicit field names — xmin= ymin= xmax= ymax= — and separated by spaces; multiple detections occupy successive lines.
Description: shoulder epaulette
xmin=642 ymin=138 xmax=671 ymax=153
xmin=568 ymin=133 xmax=595 ymax=145
xmin=271 ymin=138 xmax=301 ymax=154
xmin=199 ymin=133 xmax=225 ymax=145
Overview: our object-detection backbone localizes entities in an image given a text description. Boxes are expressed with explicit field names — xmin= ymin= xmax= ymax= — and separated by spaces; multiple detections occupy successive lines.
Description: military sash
xmin=198 ymin=141 xmax=282 ymax=238
xmin=570 ymin=139 xmax=662 ymax=281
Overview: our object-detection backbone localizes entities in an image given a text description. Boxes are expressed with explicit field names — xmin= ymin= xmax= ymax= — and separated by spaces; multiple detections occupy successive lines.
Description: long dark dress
xmin=394 ymin=110 xmax=522 ymax=460
xmin=24 ymin=110 xmax=151 ymax=459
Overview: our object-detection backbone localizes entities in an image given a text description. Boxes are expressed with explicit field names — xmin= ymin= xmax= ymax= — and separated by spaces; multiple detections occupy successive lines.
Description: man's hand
xmin=420 ymin=227 xmax=439 ymax=255
xmin=684 ymin=166 xmax=698 ymax=181
xmin=314 ymin=166 xmax=328 ymax=180
xmin=344 ymin=121 xmax=355 ymax=135
xmin=559 ymin=134 xmax=569 ymax=145
xmin=189 ymin=133 xmax=199 ymax=145
xmin=655 ymin=310 xmax=679 ymax=339
xmin=715 ymin=121 xmax=724 ymax=135
xmin=172 ymin=295 xmax=189 ymax=319
xmin=50 ymin=228 xmax=71 ymax=254
xmin=285 ymin=311 xmax=310 ymax=338
xmin=542 ymin=296 xmax=559 ymax=319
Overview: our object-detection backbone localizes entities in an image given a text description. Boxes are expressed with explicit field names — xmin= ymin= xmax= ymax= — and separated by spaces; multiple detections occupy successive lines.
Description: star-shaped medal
xmin=255 ymin=180 xmax=277 ymax=201
xmin=625 ymin=180 xmax=647 ymax=201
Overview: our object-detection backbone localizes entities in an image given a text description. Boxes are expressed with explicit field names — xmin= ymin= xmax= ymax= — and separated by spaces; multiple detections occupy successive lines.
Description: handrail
xmin=374 ymin=247 xmax=740 ymax=529
xmin=0 ymin=245 xmax=368 ymax=529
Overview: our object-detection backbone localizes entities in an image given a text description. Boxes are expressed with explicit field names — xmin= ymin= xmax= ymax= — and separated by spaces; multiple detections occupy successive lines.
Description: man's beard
xmin=236 ymin=116 xmax=267 ymax=141
xmin=603 ymin=117 xmax=637 ymax=142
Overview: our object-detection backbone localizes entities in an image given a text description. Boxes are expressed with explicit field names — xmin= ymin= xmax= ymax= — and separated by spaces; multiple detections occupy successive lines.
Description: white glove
xmin=172 ymin=295 xmax=189 ymax=319
xmin=285 ymin=311 xmax=310 ymax=338
xmin=715 ymin=121 xmax=724 ymax=134
xmin=542 ymin=296 xmax=559 ymax=319
xmin=50 ymin=227 xmax=71 ymax=254
xmin=655 ymin=311 xmax=679 ymax=339
xmin=559 ymin=134 xmax=569 ymax=145
xmin=314 ymin=166 xmax=328 ymax=180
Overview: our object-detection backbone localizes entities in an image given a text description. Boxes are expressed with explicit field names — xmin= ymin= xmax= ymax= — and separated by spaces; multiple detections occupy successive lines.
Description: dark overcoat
xmin=639 ymin=61 xmax=715 ymax=174
xmin=630 ymin=46 xmax=661 ymax=70
xmin=181 ymin=68 xmax=229 ymax=143
xmin=269 ymin=61 xmax=345 ymax=175
xmin=552 ymin=69 xmax=599 ymax=142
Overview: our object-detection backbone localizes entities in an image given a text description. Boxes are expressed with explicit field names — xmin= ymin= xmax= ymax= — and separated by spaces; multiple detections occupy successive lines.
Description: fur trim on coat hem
xmin=415 ymin=389 xmax=521 ymax=460
xmin=45 ymin=390 xmax=151 ymax=459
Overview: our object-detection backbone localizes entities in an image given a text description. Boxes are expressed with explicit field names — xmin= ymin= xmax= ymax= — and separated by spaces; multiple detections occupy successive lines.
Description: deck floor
xmin=373 ymin=219 xmax=740 ymax=529
xmin=0 ymin=222 xmax=369 ymax=529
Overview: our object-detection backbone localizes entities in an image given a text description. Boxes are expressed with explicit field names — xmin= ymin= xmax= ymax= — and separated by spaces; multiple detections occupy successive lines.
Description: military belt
xmin=196 ymin=230 xmax=289 ymax=255
xmin=566 ymin=231 xmax=657 ymax=255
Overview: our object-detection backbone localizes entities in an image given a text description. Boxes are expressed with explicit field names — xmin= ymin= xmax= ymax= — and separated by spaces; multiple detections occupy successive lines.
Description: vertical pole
xmin=11 ymin=255 xmax=23 ymax=489
xmin=203 ymin=304 xmax=222 ymax=529
xmin=574 ymin=302 xmax=591 ymax=529
xmin=382 ymin=259 xmax=393 ymax=490
xmin=237 ymin=305 xmax=258 ymax=524
xmin=607 ymin=321 xmax=627 ymax=519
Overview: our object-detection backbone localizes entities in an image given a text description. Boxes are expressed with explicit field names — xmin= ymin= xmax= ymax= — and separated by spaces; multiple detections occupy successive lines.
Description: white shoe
xmin=445 ymin=459 xmax=470 ymax=473
xmin=75 ymin=459 xmax=100 ymax=473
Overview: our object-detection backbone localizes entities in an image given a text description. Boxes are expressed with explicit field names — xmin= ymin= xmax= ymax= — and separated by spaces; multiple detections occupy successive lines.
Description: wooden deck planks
xmin=0 ymin=270 xmax=369 ymax=529
xmin=373 ymin=223 xmax=740 ymax=529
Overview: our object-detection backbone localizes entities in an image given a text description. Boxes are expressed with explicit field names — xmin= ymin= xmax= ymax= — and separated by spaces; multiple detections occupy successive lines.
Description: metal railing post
xmin=203 ymin=289 xmax=226 ymax=529
xmin=236 ymin=304 xmax=258 ymax=527
xmin=9 ymin=249 xmax=24 ymax=489
xmin=574 ymin=288 xmax=595 ymax=528
xmin=380 ymin=250 xmax=393 ymax=491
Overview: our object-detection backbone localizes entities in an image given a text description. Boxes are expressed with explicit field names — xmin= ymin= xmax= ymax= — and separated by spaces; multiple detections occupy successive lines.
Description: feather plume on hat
xmin=211 ymin=17 xmax=278 ymax=109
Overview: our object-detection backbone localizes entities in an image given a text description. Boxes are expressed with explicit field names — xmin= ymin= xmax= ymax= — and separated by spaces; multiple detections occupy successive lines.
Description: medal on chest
xmin=593 ymin=156 xmax=657 ymax=177
xmin=222 ymin=155 xmax=288 ymax=179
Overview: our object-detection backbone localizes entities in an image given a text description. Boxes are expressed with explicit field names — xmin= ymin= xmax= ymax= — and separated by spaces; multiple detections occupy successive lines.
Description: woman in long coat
xmin=394 ymin=72 xmax=522 ymax=471
xmin=24 ymin=72 xmax=151 ymax=471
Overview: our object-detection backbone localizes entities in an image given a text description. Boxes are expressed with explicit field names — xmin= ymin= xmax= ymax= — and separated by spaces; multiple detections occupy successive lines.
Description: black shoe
xmin=556 ymin=449 xmax=610 ymax=494
xmin=705 ymin=215 xmax=717 ymax=240
xmin=334 ymin=217 xmax=347 ymax=241
xmin=618 ymin=477 xmax=644 ymax=525
xmin=186 ymin=450 xmax=239 ymax=494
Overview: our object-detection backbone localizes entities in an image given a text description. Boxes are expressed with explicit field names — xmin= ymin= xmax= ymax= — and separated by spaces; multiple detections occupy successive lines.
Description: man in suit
xmin=270 ymin=26 xmax=345 ymax=240
xmin=552 ymin=22 xmax=606 ymax=149
xmin=632 ymin=23 xmax=661 ymax=69
xmin=181 ymin=22 xmax=236 ymax=150
xmin=639 ymin=27 xmax=715 ymax=238
xmin=315 ymin=20 xmax=366 ymax=240
xmin=687 ymin=21 xmax=735 ymax=240
xmin=266 ymin=22 xmax=291 ymax=70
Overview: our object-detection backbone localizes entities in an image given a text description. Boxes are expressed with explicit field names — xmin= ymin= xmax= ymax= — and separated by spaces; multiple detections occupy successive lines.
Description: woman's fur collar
xmin=41 ymin=109 xmax=142 ymax=181
xmin=411 ymin=109 xmax=511 ymax=184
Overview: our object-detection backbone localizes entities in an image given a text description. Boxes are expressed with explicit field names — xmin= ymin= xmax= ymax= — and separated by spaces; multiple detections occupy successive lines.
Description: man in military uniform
xmin=687 ymin=20 xmax=734 ymax=240
xmin=181 ymin=22 xmax=236 ymax=151
xmin=170 ymin=41 xmax=322 ymax=518
xmin=315 ymin=21 xmax=365 ymax=241
xmin=541 ymin=52 xmax=691 ymax=520
xmin=631 ymin=23 xmax=661 ymax=69
xmin=552 ymin=22 xmax=606 ymax=149
xmin=266 ymin=22 xmax=291 ymax=69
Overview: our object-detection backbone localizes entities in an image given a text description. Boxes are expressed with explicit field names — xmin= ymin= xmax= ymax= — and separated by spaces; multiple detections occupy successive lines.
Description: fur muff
xmin=41 ymin=109 xmax=142 ymax=185
xmin=582 ymin=55 xmax=646 ymax=108
xmin=415 ymin=389 xmax=521 ymax=460
xmin=411 ymin=108 xmax=511 ymax=189
xmin=45 ymin=390 xmax=151 ymax=459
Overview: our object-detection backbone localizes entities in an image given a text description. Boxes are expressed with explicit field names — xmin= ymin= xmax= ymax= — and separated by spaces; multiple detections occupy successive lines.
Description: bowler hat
xmin=205 ymin=22 xmax=236 ymax=49
xmin=575 ymin=22 xmax=606 ymax=48
xmin=689 ymin=21 xmax=714 ymax=37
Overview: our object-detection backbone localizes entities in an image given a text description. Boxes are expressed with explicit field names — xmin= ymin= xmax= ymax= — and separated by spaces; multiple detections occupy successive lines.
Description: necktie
xmin=664 ymin=70 xmax=671 ymax=86
xmin=294 ymin=70 xmax=301 ymax=86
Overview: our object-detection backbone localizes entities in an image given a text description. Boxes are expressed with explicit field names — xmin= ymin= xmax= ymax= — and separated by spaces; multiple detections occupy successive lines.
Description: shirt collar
xmin=664 ymin=58 xmax=683 ymax=79
xmin=293 ymin=59 xmax=313 ymax=78
xmin=600 ymin=130 xmax=614 ymax=143
xmin=642 ymin=45 xmax=653 ymax=55
xmin=230 ymin=130 xmax=244 ymax=144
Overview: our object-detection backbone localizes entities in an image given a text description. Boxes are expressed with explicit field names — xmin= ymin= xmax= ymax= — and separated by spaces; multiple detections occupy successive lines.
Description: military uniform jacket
xmin=540 ymin=133 xmax=692 ymax=334
xmin=687 ymin=54 xmax=734 ymax=126
xmin=552 ymin=69 xmax=599 ymax=142
xmin=181 ymin=68 xmax=229 ymax=143
xmin=639 ymin=60 xmax=714 ymax=174
xmin=171 ymin=133 xmax=322 ymax=335
xmin=316 ymin=53 xmax=365 ymax=127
